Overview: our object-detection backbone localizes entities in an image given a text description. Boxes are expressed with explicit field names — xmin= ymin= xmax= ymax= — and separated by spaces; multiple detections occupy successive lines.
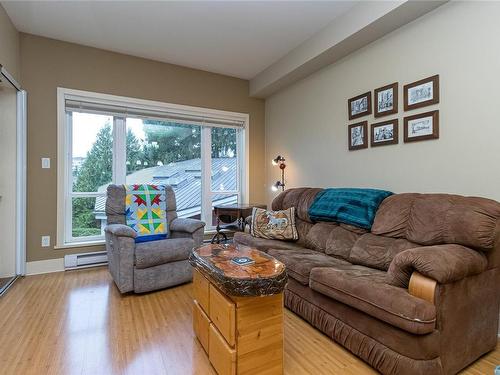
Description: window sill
xmin=55 ymin=229 xmax=228 ymax=250
xmin=54 ymin=240 xmax=105 ymax=250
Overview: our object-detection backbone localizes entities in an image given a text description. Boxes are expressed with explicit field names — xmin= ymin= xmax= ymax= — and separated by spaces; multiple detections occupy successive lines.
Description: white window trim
xmin=56 ymin=87 xmax=249 ymax=248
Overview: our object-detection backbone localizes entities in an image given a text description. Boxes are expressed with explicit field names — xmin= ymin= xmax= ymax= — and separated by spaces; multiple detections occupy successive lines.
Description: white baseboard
xmin=26 ymin=258 xmax=65 ymax=275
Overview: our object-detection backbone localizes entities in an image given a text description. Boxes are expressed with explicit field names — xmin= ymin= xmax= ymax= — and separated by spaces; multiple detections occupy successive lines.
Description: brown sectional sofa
xmin=233 ymin=188 xmax=500 ymax=375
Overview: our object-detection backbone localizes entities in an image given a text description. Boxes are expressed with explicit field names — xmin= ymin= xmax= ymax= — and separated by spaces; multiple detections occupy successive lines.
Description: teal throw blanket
xmin=308 ymin=188 xmax=393 ymax=229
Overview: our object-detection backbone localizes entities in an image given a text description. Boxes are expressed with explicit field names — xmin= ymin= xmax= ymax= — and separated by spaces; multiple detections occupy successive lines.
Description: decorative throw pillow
xmin=251 ymin=207 xmax=298 ymax=241
xmin=124 ymin=184 xmax=168 ymax=243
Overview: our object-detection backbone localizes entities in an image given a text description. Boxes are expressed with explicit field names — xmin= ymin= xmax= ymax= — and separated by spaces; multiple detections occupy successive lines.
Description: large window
xmin=57 ymin=88 xmax=247 ymax=246
xmin=69 ymin=112 xmax=113 ymax=241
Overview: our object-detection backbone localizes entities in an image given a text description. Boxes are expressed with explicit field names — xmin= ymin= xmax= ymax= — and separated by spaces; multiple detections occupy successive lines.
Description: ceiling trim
xmin=250 ymin=1 xmax=448 ymax=98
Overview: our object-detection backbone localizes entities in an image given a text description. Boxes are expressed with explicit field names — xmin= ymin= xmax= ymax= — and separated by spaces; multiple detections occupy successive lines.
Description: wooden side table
xmin=211 ymin=203 xmax=266 ymax=244
xmin=189 ymin=244 xmax=287 ymax=375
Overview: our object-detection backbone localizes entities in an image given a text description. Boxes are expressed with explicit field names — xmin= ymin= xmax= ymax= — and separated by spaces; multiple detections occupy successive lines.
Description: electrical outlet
xmin=41 ymin=158 xmax=50 ymax=169
xmin=41 ymin=235 xmax=50 ymax=247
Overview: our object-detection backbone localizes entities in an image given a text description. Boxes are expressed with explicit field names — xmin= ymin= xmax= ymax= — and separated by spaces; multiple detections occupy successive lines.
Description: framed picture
xmin=348 ymin=92 xmax=372 ymax=120
xmin=348 ymin=121 xmax=368 ymax=150
xmin=404 ymin=110 xmax=439 ymax=142
xmin=371 ymin=119 xmax=398 ymax=147
xmin=374 ymin=82 xmax=398 ymax=117
xmin=404 ymin=75 xmax=439 ymax=111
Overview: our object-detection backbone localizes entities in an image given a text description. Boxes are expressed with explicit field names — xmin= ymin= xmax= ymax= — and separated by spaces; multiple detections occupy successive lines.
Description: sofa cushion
xmin=372 ymin=193 xmax=500 ymax=250
xmin=305 ymin=222 xmax=338 ymax=253
xmin=309 ymin=266 xmax=436 ymax=335
xmin=371 ymin=193 xmax=417 ymax=238
xmin=295 ymin=218 xmax=314 ymax=246
xmin=339 ymin=223 xmax=369 ymax=235
xmin=271 ymin=187 xmax=323 ymax=223
xmin=407 ymin=195 xmax=500 ymax=249
xmin=305 ymin=223 xmax=361 ymax=260
xmin=349 ymin=233 xmax=419 ymax=271
xmin=233 ymin=232 xmax=304 ymax=253
xmin=285 ymin=278 xmax=441 ymax=361
xmin=135 ymin=238 xmax=194 ymax=269
xmin=268 ymin=248 xmax=350 ymax=285
xmin=324 ymin=226 xmax=362 ymax=259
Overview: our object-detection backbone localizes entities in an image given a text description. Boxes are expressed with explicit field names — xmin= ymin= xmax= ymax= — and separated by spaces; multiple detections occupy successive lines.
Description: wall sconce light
xmin=271 ymin=181 xmax=285 ymax=192
xmin=272 ymin=155 xmax=285 ymax=166
xmin=271 ymin=155 xmax=286 ymax=192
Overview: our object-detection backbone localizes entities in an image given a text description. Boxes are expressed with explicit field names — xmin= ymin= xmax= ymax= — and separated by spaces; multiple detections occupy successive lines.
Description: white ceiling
xmin=2 ymin=1 xmax=357 ymax=79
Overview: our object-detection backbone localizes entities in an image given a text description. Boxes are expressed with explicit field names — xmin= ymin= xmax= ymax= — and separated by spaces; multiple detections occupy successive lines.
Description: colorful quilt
xmin=125 ymin=184 xmax=168 ymax=243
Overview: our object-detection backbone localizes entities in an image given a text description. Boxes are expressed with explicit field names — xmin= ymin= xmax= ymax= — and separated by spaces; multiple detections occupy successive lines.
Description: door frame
xmin=16 ymin=89 xmax=27 ymax=276
xmin=0 ymin=65 xmax=26 ymax=286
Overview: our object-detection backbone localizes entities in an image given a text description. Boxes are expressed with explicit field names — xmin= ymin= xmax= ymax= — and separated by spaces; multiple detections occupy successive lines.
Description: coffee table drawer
xmin=209 ymin=284 xmax=235 ymax=347
xmin=193 ymin=269 xmax=210 ymax=313
xmin=193 ymin=300 xmax=210 ymax=354
xmin=209 ymin=323 xmax=236 ymax=375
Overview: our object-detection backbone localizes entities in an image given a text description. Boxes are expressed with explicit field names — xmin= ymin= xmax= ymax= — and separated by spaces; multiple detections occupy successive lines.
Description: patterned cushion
xmin=251 ymin=207 xmax=298 ymax=241
xmin=125 ymin=184 xmax=168 ymax=243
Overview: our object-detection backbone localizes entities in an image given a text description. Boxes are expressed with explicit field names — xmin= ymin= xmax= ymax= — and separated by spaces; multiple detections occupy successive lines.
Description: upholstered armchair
xmin=104 ymin=184 xmax=205 ymax=293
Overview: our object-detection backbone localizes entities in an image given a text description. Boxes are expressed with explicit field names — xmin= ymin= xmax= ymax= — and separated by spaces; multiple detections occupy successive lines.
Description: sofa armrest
xmin=170 ymin=218 xmax=205 ymax=234
xmin=387 ymin=244 xmax=488 ymax=288
xmin=105 ymin=224 xmax=137 ymax=238
xmin=408 ymin=272 xmax=437 ymax=304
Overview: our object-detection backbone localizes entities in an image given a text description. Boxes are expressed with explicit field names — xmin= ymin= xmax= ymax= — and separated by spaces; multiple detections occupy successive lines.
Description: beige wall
xmin=0 ymin=4 xmax=20 ymax=80
xmin=20 ymin=34 xmax=265 ymax=262
xmin=266 ymin=2 xmax=500 ymax=205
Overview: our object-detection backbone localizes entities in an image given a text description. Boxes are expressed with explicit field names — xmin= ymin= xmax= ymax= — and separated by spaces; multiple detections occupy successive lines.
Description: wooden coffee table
xmin=189 ymin=244 xmax=287 ymax=375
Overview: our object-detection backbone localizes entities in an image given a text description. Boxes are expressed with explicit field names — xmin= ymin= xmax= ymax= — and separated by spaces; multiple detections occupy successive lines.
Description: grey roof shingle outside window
xmin=94 ymin=157 xmax=238 ymax=220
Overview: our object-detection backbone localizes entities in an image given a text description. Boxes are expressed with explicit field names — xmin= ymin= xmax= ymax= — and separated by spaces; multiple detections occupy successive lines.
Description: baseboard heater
xmin=64 ymin=251 xmax=108 ymax=270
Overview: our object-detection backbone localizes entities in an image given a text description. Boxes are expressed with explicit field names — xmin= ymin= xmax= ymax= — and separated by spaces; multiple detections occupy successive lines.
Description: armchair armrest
xmin=387 ymin=244 xmax=488 ymax=288
xmin=105 ymin=224 xmax=137 ymax=238
xmin=104 ymin=224 xmax=136 ymax=293
xmin=170 ymin=218 xmax=205 ymax=234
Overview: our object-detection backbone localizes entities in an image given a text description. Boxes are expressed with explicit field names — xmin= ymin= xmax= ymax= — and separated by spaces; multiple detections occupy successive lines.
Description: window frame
xmin=203 ymin=126 xmax=244 ymax=227
xmin=56 ymin=88 xmax=249 ymax=248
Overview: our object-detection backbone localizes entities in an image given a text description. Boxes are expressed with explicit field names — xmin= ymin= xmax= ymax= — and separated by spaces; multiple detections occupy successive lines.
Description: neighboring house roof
xmin=94 ymin=157 xmax=237 ymax=219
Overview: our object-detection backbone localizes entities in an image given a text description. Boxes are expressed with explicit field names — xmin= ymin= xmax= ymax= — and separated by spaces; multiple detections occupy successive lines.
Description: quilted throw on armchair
xmin=125 ymin=184 xmax=168 ymax=243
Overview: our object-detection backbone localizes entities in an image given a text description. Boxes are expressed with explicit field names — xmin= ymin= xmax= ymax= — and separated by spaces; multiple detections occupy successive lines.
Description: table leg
xmin=211 ymin=215 xmax=228 ymax=244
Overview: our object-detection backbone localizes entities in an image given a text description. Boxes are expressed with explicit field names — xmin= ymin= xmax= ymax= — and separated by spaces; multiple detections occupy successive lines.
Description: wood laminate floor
xmin=0 ymin=276 xmax=14 ymax=291
xmin=0 ymin=267 xmax=498 ymax=375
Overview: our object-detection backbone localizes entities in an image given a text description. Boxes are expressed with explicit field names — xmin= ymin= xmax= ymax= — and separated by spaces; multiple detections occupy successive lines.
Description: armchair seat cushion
xmin=135 ymin=238 xmax=194 ymax=269
xmin=268 ymin=248 xmax=350 ymax=285
xmin=309 ymin=266 xmax=436 ymax=335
